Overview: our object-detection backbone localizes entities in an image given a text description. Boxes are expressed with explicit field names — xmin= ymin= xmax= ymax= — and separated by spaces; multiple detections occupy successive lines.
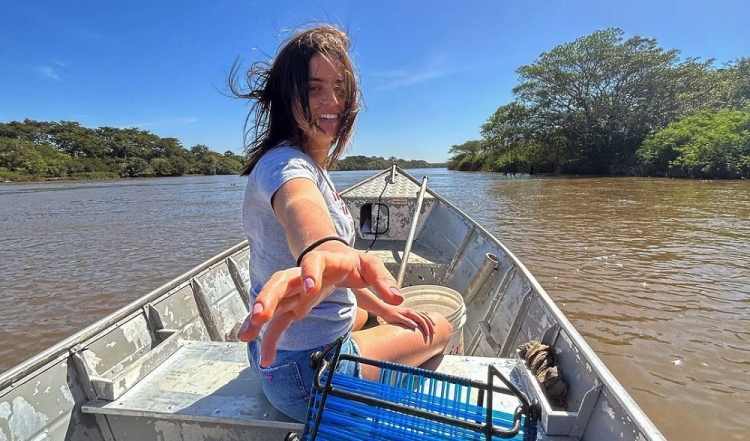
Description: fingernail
xmin=389 ymin=287 xmax=402 ymax=297
xmin=239 ymin=320 xmax=249 ymax=334
xmin=304 ymin=277 xmax=315 ymax=292
xmin=252 ymin=303 xmax=263 ymax=315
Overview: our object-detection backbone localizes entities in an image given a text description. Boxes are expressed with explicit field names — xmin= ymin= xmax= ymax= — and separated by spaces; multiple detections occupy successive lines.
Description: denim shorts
xmin=247 ymin=333 xmax=362 ymax=422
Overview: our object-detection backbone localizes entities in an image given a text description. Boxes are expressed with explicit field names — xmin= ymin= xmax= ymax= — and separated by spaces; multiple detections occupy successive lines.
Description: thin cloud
xmin=38 ymin=66 xmax=61 ymax=81
xmin=72 ymin=27 xmax=109 ymax=43
xmin=370 ymin=68 xmax=449 ymax=92
xmin=34 ymin=14 xmax=111 ymax=44
xmin=56 ymin=20 xmax=110 ymax=44
xmin=367 ymin=50 xmax=474 ymax=93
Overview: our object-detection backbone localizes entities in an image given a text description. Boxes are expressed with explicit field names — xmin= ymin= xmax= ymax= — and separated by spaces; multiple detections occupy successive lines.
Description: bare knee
xmin=428 ymin=311 xmax=452 ymax=348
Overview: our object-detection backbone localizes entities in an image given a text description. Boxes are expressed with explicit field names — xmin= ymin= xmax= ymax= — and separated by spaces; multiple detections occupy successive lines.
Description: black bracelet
xmin=296 ymin=236 xmax=349 ymax=266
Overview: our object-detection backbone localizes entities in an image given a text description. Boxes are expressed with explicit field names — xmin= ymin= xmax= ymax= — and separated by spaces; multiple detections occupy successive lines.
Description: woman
xmin=231 ymin=26 xmax=451 ymax=422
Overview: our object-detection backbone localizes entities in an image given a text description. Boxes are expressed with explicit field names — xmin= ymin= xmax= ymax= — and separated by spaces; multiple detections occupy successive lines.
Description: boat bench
xmin=81 ymin=340 xmax=302 ymax=441
xmin=81 ymin=339 xmax=530 ymax=440
xmin=355 ymin=239 xmax=451 ymax=286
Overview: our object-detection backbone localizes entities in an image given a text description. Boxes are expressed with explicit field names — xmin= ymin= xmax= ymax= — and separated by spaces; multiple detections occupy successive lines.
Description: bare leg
xmin=353 ymin=307 xmax=369 ymax=331
xmin=352 ymin=311 xmax=451 ymax=380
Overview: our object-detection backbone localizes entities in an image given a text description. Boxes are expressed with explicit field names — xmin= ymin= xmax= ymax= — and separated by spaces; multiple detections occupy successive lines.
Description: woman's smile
xmin=306 ymin=54 xmax=346 ymax=161
xmin=316 ymin=113 xmax=341 ymax=135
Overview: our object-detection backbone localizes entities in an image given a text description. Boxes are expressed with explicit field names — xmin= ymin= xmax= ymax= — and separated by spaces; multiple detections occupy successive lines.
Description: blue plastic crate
xmin=303 ymin=339 xmax=538 ymax=441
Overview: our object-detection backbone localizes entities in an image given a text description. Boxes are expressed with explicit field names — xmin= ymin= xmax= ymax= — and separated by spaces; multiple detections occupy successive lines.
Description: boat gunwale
xmin=0 ymin=240 xmax=250 ymax=391
xmin=353 ymin=166 xmax=665 ymax=439
xmin=1 ymin=167 xmax=665 ymax=439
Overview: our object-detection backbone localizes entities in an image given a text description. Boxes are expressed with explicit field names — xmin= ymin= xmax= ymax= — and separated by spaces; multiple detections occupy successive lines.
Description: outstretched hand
xmin=236 ymin=243 xmax=402 ymax=366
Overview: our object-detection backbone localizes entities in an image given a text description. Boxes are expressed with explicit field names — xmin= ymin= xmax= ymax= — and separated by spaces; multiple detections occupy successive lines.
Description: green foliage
xmin=151 ymin=157 xmax=188 ymax=176
xmin=637 ymin=109 xmax=750 ymax=178
xmin=512 ymin=28 xmax=697 ymax=174
xmin=216 ymin=155 xmax=244 ymax=174
xmin=447 ymin=140 xmax=485 ymax=169
xmin=0 ymin=119 xmax=243 ymax=181
xmin=0 ymin=120 xmax=439 ymax=181
xmin=455 ymin=28 xmax=749 ymax=178
xmin=0 ymin=168 xmax=41 ymax=182
xmin=334 ymin=155 xmax=442 ymax=171
xmin=447 ymin=141 xmax=487 ymax=171
xmin=0 ymin=138 xmax=71 ymax=176
xmin=120 ymin=158 xmax=153 ymax=178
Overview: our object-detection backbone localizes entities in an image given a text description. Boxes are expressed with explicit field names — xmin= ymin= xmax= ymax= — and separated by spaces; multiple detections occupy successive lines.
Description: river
xmin=1 ymin=169 xmax=748 ymax=440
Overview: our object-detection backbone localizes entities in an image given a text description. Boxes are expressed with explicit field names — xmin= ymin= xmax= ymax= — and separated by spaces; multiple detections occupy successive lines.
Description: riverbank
xmin=0 ymin=172 xmax=228 ymax=183
xmin=5 ymin=169 xmax=747 ymax=184
xmin=0 ymin=171 xmax=119 ymax=182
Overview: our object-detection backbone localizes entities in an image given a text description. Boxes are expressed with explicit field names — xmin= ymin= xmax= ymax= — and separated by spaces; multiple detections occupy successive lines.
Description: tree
xmin=447 ymin=140 xmax=486 ymax=170
xmin=637 ymin=109 xmax=750 ymax=178
xmin=479 ymin=102 xmax=555 ymax=173
xmin=120 ymin=157 xmax=153 ymax=177
xmin=334 ymin=155 xmax=441 ymax=171
xmin=216 ymin=155 xmax=244 ymax=174
xmin=0 ymin=119 xmax=439 ymax=180
xmin=720 ymin=57 xmax=750 ymax=109
xmin=190 ymin=144 xmax=212 ymax=161
xmin=0 ymin=119 xmax=55 ymax=145
xmin=0 ymin=138 xmax=71 ymax=176
xmin=511 ymin=28 xmax=712 ymax=174
xmin=49 ymin=121 xmax=107 ymax=158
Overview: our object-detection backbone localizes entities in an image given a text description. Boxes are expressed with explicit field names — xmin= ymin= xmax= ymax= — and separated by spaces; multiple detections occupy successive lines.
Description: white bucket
xmin=380 ymin=285 xmax=467 ymax=355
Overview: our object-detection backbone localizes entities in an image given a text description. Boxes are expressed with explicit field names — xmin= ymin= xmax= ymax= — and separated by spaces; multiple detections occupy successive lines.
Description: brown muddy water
xmin=1 ymin=170 xmax=748 ymax=440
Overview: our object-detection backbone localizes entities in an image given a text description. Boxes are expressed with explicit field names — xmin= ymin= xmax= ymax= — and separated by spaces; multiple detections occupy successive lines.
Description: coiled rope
xmin=518 ymin=341 xmax=568 ymax=408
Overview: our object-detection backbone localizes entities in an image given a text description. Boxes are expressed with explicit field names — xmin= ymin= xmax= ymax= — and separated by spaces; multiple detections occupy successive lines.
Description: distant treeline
xmin=448 ymin=28 xmax=750 ymax=179
xmin=0 ymin=120 xmax=442 ymax=181
xmin=0 ymin=120 xmax=244 ymax=181
xmin=335 ymin=155 xmax=444 ymax=171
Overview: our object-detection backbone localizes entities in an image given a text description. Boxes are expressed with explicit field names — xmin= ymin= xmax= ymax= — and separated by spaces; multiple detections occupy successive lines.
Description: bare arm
xmin=271 ymin=177 xmax=338 ymax=257
xmin=239 ymin=177 xmax=404 ymax=366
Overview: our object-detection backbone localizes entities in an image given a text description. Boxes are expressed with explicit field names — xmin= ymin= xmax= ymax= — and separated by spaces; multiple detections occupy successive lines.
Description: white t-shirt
xmin=243 ymin=144 xmax=356 ymax=350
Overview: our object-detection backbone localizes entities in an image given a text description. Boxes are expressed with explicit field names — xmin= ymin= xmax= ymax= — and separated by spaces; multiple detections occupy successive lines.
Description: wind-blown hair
xmin=230 ymin=26 xmax=360 ymax=175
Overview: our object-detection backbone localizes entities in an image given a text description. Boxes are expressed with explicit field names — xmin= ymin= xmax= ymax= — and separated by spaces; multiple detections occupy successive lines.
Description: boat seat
xmin=426 ymin=354 xmax=526 ymax=416
xmin=355 ymin=239 xmax=449 ymax=265
xmin=354 ymin=239 xmax=451 ymax=285
xmin=82 ymin=340 xmax=303 ymax=440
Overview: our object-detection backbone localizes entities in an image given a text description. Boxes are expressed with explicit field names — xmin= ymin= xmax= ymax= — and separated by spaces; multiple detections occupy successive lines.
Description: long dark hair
xmin=230 ymin=26 xmax=360 ymax=175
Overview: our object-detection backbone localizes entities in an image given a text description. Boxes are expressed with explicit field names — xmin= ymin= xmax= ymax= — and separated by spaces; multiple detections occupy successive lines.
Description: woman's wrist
xmin=296 ymin=236 xmax=349 ymax=266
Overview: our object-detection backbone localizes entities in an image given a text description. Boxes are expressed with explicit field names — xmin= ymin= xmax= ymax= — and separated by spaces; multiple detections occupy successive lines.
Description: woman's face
xmin=305 ymin=53 xmax=347 ymax=162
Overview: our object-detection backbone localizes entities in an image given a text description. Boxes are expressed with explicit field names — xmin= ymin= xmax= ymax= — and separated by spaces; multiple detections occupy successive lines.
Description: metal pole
xmin=396 ymin=176 xmax=428 ymax=288
xmin=462 ymin=253 xmax=499 ymax=304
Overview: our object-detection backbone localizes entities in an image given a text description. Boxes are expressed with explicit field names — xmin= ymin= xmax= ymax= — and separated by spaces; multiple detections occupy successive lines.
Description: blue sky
xmin=2 ymin=1 xmax=748 ymax=163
